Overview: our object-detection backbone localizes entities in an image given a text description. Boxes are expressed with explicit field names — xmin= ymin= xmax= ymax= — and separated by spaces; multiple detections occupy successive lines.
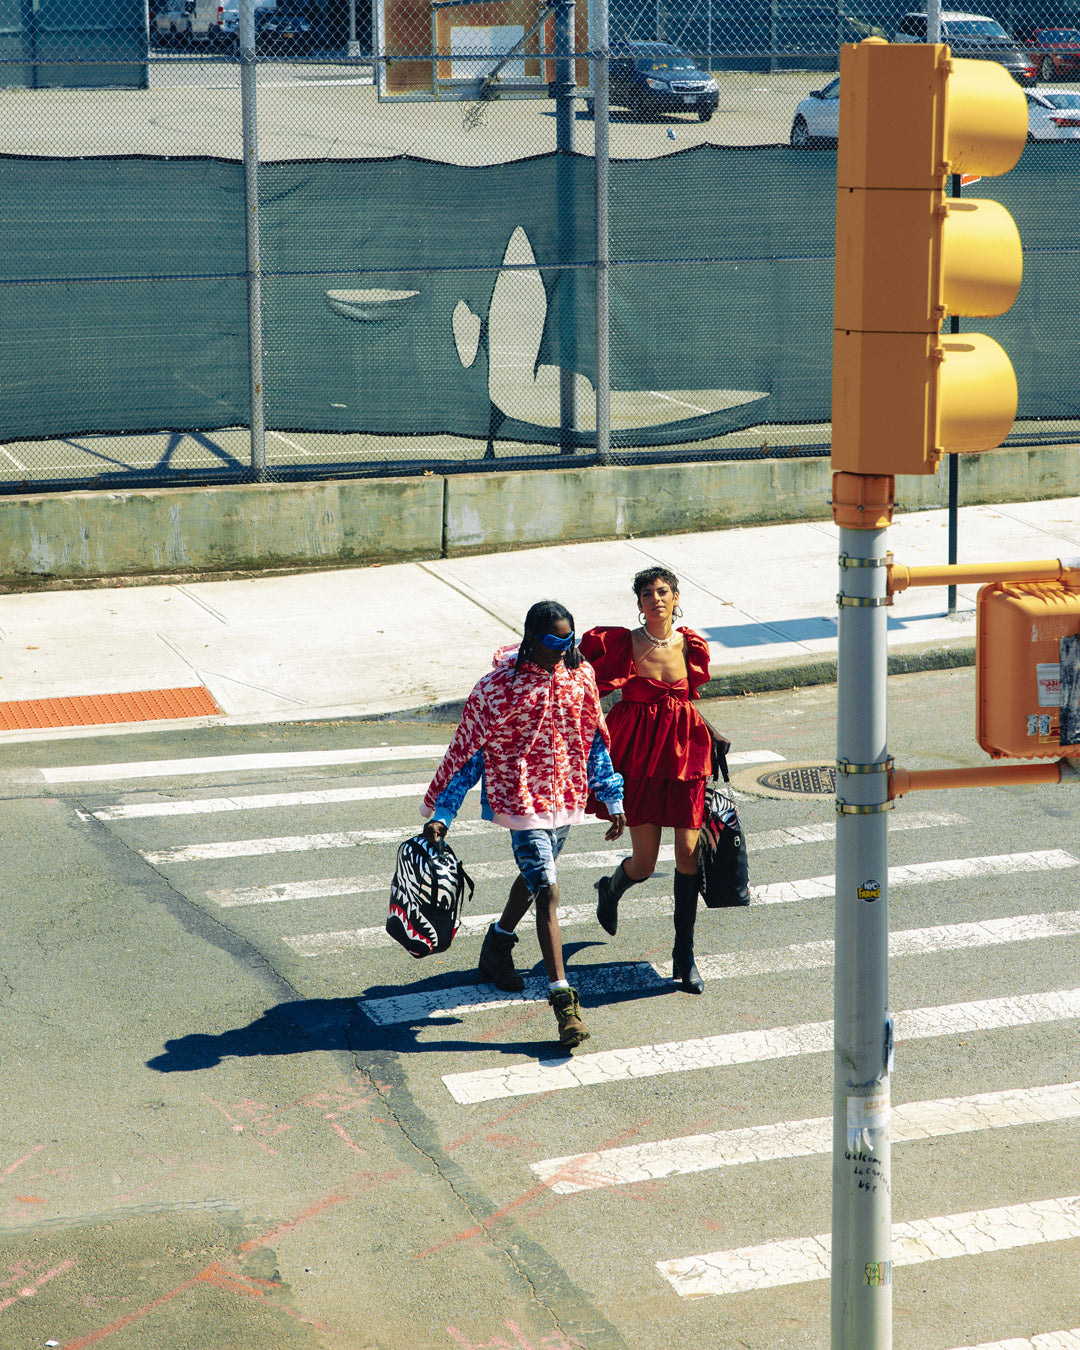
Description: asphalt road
xmin=1 ymin=666 xmax=1079 ymax=1348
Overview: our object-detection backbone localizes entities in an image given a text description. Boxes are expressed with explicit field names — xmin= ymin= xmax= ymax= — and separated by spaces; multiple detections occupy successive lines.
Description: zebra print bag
xmin=385 ymin=834 xmax=474 ymax=958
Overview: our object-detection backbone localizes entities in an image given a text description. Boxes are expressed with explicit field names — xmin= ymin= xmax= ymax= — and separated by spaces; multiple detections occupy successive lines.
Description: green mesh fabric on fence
xmin=1 ymin=144 xmax=1078 ymax=448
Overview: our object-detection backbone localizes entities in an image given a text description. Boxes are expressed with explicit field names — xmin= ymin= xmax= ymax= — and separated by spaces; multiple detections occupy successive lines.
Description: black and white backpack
xmin=385 ymin=834 xmax=474 ymax=958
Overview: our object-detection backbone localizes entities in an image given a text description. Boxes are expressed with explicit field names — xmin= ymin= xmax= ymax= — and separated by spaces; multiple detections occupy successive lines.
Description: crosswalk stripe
xmin=530 ymin=1080 xmax=1080 ymax=1193
xmin=278 ymin=848 xmax=1075 ymax=947
xmin=656 ymin=1194 xmax=1080 ymax=1297
xmin=39 ymin=745 xmax=449 ymax=783
xmin=441 ymin=987 xmax=1080 ymax=1104
xmin=142 ymin=806 xmax=965 ymax=871
xmin=948 ymin=1329 xmax=1080 ymax=1350
xmin=42 ymin=744 xmax=786 ymax=786
xmin=283 ymin=902 xmax=622 ymax=956
xmin=359 ymin=910 xmax=1080 ymax=1025
xmin=94 ymin=782 xmax=431 ymax=820
xmin=750 ymin=848 xmax=1078 ymax=904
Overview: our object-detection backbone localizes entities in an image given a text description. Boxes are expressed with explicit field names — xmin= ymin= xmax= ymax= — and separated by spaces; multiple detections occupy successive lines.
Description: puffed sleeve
xmin=577 ymin=626 xmax=634 ymax=696
xmin=682 ymin=628 xmax=711 ymax=698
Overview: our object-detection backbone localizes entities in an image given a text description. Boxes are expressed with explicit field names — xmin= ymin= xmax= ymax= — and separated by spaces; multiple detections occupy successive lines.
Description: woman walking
xmin=579 ymin=566 xmax=713 ymax=993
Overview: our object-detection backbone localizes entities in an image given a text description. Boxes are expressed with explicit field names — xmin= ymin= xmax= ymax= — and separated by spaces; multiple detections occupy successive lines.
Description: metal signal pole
xmin=831 ymin=475 xmax=894 ymax=1348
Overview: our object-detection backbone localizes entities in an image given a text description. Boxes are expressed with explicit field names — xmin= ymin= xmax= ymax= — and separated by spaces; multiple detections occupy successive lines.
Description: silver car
xmin=789 ymin=76 xmax=839 ymax=147
xmin=1026 ymin=87 xmax=1080 ymax=139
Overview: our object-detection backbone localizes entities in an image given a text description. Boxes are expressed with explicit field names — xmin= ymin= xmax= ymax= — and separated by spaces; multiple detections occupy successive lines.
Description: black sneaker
xmin=478 ymin=923 xmax=525 ymax=992
xmin=549 ymin=986 xmax=589 ymax=1048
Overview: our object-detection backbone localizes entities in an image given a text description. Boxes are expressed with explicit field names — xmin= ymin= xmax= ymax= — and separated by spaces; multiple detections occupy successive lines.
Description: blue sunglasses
xmin=539 ymin=630 xmax=575 ymax=653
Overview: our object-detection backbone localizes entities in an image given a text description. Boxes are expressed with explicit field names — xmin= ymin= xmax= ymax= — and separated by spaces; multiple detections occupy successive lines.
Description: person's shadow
xmin=146 ymin=943 xmax=669 ymax=1072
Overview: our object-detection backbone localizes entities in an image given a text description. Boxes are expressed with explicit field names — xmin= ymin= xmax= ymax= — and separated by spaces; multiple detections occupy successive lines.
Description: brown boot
xmin=549 ymin=986 xmax=589 ymax=1048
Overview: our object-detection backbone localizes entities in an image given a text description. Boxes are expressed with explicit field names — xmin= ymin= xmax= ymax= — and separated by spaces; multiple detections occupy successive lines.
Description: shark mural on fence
xmin=327 ymin=224 xmax=767 ymax=452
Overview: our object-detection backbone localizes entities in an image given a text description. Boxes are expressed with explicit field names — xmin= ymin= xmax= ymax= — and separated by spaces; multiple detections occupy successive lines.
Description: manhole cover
xmin=732 ymin=761 xmax=837 ymax=799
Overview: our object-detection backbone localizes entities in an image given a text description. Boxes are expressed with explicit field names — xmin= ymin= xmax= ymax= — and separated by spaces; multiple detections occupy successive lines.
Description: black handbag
xmin=697 ymin=719 xmax=750 ymax=908
xmin=386 ymin=834 xmax=474 ymax=958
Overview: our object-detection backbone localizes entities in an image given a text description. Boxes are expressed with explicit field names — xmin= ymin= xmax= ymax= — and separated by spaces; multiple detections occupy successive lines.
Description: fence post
xmin=594 ymin=0 xmax=610 ymax=465
xmin=239 ymin=0 xmax=267 ymax=481
xmin=555 ymin=0 xmax=578 ymax=455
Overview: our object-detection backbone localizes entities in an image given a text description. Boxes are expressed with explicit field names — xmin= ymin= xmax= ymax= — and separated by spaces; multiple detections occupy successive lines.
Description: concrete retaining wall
xmin=2 ymin=443 xmax=1078 ymax=580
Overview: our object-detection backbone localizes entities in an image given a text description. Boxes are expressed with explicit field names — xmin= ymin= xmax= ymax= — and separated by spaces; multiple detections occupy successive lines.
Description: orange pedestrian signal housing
xmin=976 ymin=576 xmax=1080 ymax=758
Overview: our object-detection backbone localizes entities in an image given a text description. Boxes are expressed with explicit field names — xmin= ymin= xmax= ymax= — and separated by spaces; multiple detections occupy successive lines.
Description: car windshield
xmin=1045 ymin=92 xmax=1080 ymax=108
xmin=1043 ymin=29 xmax=1080 ymax=40
xmin=946 ymin=19 xmax=1009 ymax=39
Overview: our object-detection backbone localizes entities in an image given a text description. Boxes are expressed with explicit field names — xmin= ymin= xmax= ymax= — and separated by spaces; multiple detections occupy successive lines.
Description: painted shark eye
xmin=452 ymin=300 xmax=482 ymax=369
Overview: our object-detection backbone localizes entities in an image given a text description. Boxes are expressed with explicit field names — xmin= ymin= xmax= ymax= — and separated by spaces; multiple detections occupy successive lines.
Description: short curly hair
xmin=632 ymin=565 xmax=679 ymax=601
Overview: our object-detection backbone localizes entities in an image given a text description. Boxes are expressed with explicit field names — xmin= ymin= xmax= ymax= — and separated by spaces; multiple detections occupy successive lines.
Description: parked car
xmin=151 ymin=0 xmax=191 ymax=44
xmin=895 ymin=11 xmax=1036 ymax=84
xmin=1026 ymin=86 xmax=1080 ymax=138
xmin=1017 ymin=27 xmax=1080 ymax=81
xmin=591 ymin=40 xmax=719 ymax=122
xmin=252 ymin=5 xmax=313 ymax=52
xmin=789 ymin=75 xmax=839 ymax=146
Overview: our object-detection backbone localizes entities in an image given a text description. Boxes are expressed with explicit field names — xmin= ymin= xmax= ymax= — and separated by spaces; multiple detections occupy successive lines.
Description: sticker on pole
xmin=846 ymin=1084 xmax=890 ymax=1154
xmin=857 ymin=878 xmax=881 ymax=901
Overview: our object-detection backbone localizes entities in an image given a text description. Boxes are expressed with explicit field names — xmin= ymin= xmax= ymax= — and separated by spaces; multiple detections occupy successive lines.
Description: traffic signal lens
xmin=945 ymin=58 xmax=1028 ymax=177
xmin=941 ymin=199 xmax=1022 ymax=318
xmin=937 ymin=334 xmax=1018 ymax=453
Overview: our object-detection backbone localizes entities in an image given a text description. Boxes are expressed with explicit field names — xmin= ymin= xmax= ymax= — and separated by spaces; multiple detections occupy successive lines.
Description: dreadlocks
xmin=514 ymin=599 xmax=582 ymax=678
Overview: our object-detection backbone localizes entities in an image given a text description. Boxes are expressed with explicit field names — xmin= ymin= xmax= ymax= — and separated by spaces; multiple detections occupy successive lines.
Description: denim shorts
xmin=509 ymin=825 xmax=571 ymax=894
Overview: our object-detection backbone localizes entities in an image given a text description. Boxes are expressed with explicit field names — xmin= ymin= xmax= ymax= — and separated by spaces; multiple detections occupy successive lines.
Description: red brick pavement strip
xmin=0 ymin=686 xmax=221 ymax=731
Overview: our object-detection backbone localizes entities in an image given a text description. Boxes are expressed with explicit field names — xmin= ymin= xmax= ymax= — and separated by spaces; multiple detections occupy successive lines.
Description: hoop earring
xmin=673 ymin=605 xmax=683 ymax=618
xmin=637 ymin=612 xmax=647 ymax=626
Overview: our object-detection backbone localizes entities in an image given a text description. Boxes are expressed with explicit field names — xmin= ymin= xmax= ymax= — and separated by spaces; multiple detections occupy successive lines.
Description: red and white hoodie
xmin=421 ymin=646 xmax=624 ymax=832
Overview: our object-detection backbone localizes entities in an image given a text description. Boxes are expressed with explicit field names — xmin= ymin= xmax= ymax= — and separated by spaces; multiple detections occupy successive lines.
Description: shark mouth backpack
xmin=386 ymin=834 xmax=474 ymax=958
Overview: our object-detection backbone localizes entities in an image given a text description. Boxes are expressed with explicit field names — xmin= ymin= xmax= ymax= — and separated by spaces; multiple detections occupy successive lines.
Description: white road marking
xmin=250 ymin=846 xmax=1068 ymax=925
xmin=361 ymin=910 xmax=1080 ymax=1025
xmin=284 ymin=902 xmax=622 ymax=955
xmin=362 ymin=961 xmax=668 ymax=1026
xmin=441 ymin=987 xmax=1080 ymax=1104
xmin=95 ymin=781 xmax=430 ymax=821
xmin=39 ymin=744 xmax=449 ymax=784
xmin=90 ymin=752 xmax=796 ymax=821
xmin=45 ymin=744 xmax=784 ymax=786
xmin=657 ymin=1194 xmax=1080 ymax=1298
xmin=531 ymin=1080 xmax=1080 ymax=1193
xmin=752 ymin=849 xmax=1078 ymax=905
xmin=948 ymin=1330 xmax=1080 ymax=1350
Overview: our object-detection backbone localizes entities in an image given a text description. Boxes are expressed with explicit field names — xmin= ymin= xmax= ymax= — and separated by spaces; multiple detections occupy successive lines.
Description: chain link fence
xmin=1 ymin=0 xmax=1078 ymax=492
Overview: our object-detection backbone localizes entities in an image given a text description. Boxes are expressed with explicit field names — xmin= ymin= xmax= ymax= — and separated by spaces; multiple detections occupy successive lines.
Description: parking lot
xmin=0 ymin=57 xmax=833 ymax=162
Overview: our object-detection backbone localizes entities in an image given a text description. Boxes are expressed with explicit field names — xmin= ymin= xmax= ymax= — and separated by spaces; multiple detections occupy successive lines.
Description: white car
xmin=789 ymin=76 xmax=839 ymax=147
xmin=1026 ymin=87 xmax=1080 ymax=139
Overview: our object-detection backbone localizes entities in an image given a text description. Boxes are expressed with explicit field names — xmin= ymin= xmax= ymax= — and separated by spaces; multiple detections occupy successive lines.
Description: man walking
xmin=422 ymin=600 xmax=625 ymax=1048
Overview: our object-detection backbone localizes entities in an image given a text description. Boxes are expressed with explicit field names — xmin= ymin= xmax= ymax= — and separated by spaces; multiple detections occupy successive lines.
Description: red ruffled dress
xmin=578 ymin=626 xmax=713 ymax=829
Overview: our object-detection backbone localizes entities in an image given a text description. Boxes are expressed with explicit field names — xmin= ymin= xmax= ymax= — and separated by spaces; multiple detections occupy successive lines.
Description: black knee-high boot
xmin=595 ymin=859 xmax=641 ymax=936
xmin=672 ymin=871 xmax=704 ymax=994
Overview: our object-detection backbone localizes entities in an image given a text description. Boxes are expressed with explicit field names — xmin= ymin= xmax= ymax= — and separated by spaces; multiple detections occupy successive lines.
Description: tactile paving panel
xmin=0 ymin=686 xmax=222 ymax=731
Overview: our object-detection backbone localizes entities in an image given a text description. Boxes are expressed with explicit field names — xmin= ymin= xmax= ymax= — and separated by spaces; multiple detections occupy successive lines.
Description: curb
xmin=370 ymin=636 xmax=978 ymax=724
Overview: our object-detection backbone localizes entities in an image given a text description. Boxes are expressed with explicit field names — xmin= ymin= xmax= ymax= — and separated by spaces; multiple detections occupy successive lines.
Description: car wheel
xmin=697 ymin=107 xmax=713 ymax=122
xmin=790 ymin=114 xmax=810 ymax=148
xmin=633 ymin=92 xmax=651 ymax=122
xmin=1040 ymin=55 xmax=1056 ymax=81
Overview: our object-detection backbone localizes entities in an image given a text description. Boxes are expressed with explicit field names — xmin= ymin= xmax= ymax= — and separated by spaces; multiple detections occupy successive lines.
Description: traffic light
xmin=831 ymin=39 xmax=1027 ymax=476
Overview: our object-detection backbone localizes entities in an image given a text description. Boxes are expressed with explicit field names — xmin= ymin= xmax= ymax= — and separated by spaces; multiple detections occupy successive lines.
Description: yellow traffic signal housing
xmin=976 ymin=577 xmax=1080 ymax=759
xmin=831 ymin=39 xmax=1027 ymax=476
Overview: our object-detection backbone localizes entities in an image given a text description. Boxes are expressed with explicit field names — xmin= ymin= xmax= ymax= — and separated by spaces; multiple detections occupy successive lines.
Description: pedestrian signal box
xmin=976 ymin=578 xmax=1080 ymax=759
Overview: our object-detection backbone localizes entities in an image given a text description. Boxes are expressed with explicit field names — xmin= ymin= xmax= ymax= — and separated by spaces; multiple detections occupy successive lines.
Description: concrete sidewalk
xmin=2 ymin=496 xmax=1079 ymax=742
